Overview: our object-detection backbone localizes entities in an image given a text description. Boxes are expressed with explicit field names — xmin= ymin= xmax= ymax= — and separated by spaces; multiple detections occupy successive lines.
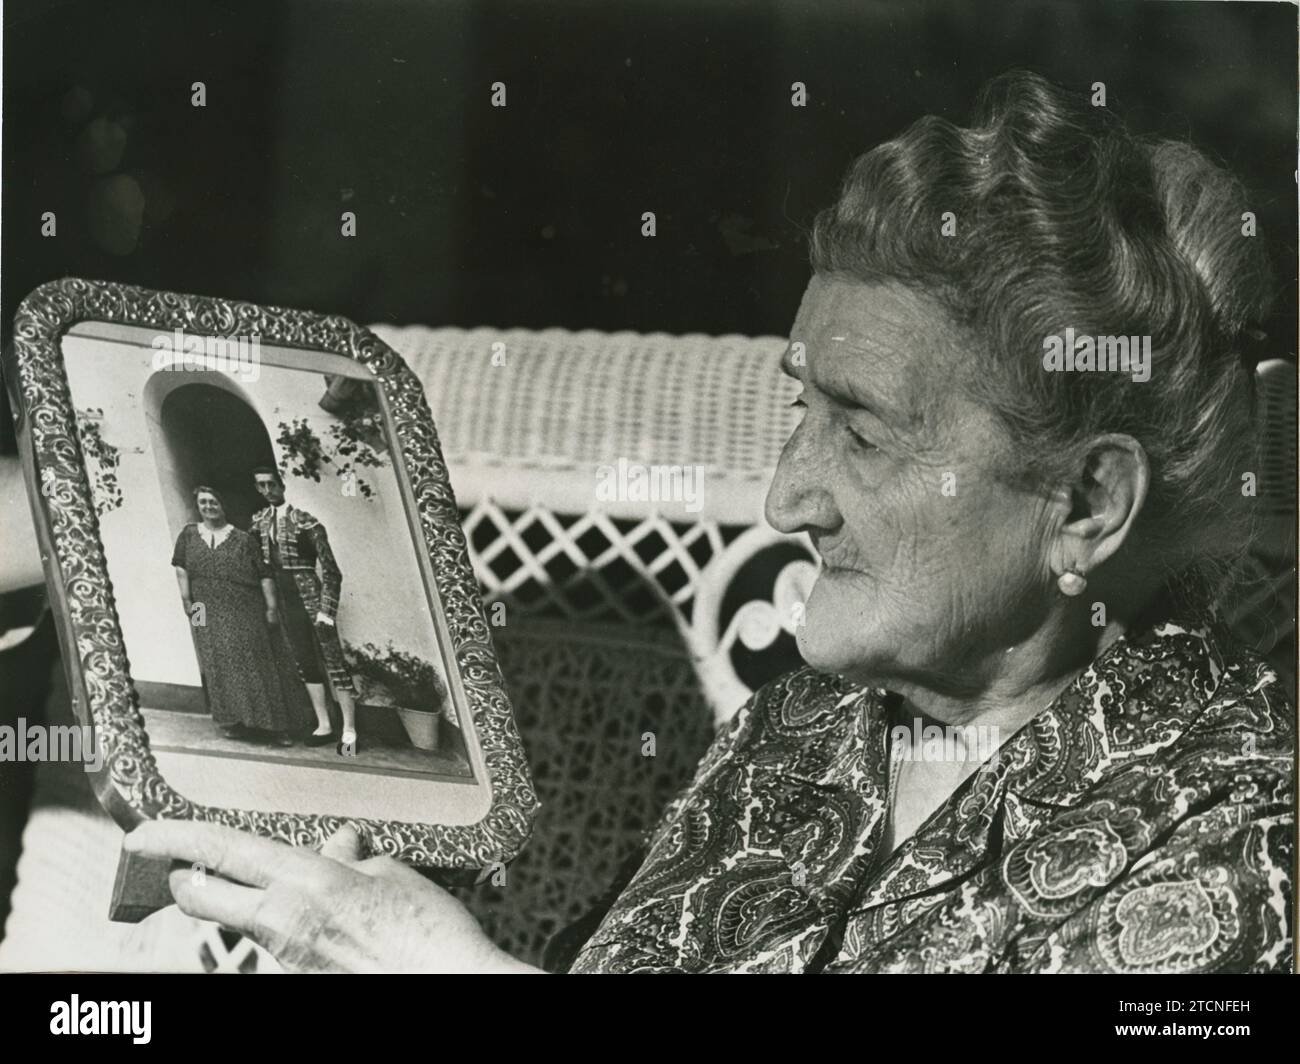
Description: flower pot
xmin=396 ymin=707 xmax=440 ymax=751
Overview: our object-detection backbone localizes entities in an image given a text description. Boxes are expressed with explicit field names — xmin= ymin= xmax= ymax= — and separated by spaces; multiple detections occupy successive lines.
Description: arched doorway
xmin=157 ymin=383 xmax=276 ymax=530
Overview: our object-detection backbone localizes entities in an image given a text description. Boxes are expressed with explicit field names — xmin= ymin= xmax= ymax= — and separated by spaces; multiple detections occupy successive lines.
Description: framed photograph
xmin=3 ymin=278 xmax=539 ymax=878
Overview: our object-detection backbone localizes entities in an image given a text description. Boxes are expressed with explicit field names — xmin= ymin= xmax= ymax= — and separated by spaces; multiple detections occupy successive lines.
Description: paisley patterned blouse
xmin=569 ymin=616 xmax=1294 ymax=973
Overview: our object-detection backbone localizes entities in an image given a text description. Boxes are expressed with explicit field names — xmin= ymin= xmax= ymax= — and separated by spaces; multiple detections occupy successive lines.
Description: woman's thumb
xmin=319 ymin=823 xmax=366 ymax=863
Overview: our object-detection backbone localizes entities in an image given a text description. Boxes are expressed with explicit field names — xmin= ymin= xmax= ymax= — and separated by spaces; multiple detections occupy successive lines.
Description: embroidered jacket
xmin=250 ymin=504 xmax=343 ymax=619
xmin=569 ymin=616 xmax=1294 ymax=973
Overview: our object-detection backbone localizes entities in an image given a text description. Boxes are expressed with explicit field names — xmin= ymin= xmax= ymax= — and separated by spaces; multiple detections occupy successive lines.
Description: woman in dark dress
xmin=171 ymin=486 xmax=307 ymax=745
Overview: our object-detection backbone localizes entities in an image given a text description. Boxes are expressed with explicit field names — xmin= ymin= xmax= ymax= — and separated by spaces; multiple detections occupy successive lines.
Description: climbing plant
xmin=275 ymin=408 xmax=388 ymax=499
xmin=75 ymin=407 xmax=123 ymax=515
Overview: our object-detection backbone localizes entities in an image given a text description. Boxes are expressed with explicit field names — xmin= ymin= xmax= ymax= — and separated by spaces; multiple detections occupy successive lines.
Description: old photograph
xmin=61 ymin=329 xmax=471 ymax=780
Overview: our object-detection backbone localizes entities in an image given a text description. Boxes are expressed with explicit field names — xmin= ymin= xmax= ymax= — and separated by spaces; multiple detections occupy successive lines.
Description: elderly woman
xmin=126 ymin=71 xmax=1293 ymax=973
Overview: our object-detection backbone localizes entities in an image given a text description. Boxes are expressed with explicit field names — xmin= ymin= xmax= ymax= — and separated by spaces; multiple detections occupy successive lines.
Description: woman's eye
xmin=846 ymin=426 xmax=878 ymax=452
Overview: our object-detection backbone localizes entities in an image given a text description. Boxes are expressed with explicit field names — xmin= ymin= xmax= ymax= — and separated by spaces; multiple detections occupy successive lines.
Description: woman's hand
xmin=265 ymin=605 xmax=279 ymax=625
xmin=124 ymin=821 xmax=541 ymax=973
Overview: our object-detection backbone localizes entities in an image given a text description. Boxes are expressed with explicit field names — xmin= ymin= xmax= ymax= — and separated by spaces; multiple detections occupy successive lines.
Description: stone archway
xmin=145 ymin=375 xmax=275 ymax=533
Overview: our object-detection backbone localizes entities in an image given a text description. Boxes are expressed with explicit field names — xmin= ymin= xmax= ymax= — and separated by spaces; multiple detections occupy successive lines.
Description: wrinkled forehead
xmin=789 ymin=275 xmax=962 ymax=429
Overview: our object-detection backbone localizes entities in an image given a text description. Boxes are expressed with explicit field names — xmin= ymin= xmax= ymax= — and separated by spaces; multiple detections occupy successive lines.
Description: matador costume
xmin=250 ymin=502 xmax=355 ymax=695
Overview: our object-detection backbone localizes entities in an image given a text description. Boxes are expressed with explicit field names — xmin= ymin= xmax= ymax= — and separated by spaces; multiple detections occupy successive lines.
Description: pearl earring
xmin=1057 ymin=566 xmax=1087 ymax=596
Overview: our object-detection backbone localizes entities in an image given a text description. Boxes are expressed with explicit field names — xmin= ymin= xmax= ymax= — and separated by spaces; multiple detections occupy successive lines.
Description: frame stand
xmin=109 ymin=846 xmax=177 ymax=923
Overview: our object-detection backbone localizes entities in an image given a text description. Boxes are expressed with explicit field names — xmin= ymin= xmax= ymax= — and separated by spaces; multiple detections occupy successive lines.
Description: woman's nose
xmin=764 ymin=427 xmax=839 ymax=536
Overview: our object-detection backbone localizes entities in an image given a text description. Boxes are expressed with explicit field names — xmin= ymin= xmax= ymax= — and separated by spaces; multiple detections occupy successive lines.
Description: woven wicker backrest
xmin=368 ymin=324 xmax=797 ymax=521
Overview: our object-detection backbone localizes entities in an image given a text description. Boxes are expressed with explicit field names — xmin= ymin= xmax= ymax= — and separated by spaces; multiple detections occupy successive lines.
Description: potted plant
xmin=344 ymin=642 xmax=447 ymax=751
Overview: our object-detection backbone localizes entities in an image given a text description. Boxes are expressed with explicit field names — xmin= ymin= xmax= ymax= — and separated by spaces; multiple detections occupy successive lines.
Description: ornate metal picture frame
xmin=4 ymin=278 xmax=539 ymax=872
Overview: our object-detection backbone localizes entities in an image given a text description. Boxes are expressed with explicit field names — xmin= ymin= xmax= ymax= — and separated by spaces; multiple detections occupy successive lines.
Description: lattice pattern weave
xmin=463 ymin=501 xmax=746 ymax=628
xmin=453 ymin=621 xmax=718 ymax=965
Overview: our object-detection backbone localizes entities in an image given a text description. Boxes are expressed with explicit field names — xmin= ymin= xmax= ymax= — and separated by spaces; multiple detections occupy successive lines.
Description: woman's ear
xmin=1049 ymin=434 xmax=1150 ymax=579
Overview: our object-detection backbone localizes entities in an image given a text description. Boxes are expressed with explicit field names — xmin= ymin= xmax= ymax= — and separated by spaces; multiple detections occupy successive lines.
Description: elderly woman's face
xmin=766 ymin=276 xmax=1058 ymax=687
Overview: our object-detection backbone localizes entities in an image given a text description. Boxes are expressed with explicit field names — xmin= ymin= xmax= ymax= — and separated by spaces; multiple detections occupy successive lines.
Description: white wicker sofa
xmin=0 ymin=325 xmax=812 ymax=972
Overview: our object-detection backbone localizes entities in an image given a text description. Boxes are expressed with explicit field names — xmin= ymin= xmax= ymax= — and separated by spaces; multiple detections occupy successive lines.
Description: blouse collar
xmin=198 ymin=522 xmax=236 ymax=548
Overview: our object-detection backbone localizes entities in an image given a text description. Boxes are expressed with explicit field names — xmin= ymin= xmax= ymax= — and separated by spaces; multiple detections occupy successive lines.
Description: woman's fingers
xmin=125 ymin=820 xmax=313 ymax=889
xmin=242 ymin=882 xmax=337 ymax=968
xmin=171 ymin=866 xmax=336 ymax=969
xmin=168 ymin=865 xmax=262 ymax=932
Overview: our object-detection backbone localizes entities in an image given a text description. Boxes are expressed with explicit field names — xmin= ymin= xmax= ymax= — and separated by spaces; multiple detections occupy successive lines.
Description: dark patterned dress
xmin=171 ymin=524 xmax=309 ymax=734
xmin=569 ymin=614 xmax=1294 ymax=973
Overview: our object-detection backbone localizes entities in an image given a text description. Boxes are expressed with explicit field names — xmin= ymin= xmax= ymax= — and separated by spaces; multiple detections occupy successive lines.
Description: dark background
xmin=3 ymin=0 xmax=1296 ymax=340
xmin=2 ymin=0 xmax=1296 ymax=937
